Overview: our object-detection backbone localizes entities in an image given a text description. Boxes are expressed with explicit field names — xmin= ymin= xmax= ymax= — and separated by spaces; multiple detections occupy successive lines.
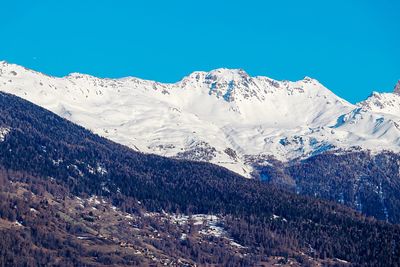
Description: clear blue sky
xmin=0 ymin=0 xmax=398 ymax=103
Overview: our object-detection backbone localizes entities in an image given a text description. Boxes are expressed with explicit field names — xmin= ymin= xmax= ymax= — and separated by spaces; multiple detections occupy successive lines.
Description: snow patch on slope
xmin=0 ymin=127 xmax=10 ymax=141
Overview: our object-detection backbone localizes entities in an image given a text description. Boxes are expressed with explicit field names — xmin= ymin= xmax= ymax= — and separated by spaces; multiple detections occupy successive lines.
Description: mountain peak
xmin=207 ymin=68 xmax=249 ymax=78
xmin=203 ymin=68 xmax=251 ymax=85
xmin=0 ymin=60 xmax=14 ymax=69
xmin=202 ymin=69 xmax=252 ymax=102
xmin=302 ymin=76 xmax=317 ymax=82
xmin=66 ymin=72 xmax=95 ymax=79
xmin=393 ymin=80 xmax=400 ymax=95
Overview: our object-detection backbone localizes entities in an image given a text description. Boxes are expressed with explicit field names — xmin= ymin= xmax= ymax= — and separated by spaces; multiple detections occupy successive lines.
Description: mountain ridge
xmin=0 ymin=61 xmax=399 ymax=178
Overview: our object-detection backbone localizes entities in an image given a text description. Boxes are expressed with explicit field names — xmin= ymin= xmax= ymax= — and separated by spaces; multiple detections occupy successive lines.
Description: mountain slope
xmin=1 ymin=62 xmax=399 ymax=178
xmin=0 ymin=91 xmax=399 ymax=266
xmin=259 ymin=150 xmax=400 ymax=223
xmin=5 ymin=61 xmax=400 ymax=177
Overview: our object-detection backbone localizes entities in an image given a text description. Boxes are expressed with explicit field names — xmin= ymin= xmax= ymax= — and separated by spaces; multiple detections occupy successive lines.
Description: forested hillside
xmin=258 ymin=151 xmax=400 ymax=224
xmin=0 ymin=92 xmax=399 ymax=266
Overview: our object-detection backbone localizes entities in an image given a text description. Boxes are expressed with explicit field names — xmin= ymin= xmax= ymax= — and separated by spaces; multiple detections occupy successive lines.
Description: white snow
xmin=125 ymin=214 xmax=134 ymax=220
xmin=0 ymin=127 xmax=10 ymax=141
xmin=1 ymin=61 xmax=400 ymax=177
xmin=169 ymin=214 xmax=226 ymax=238
xmin=271 ymin=214 xmax=287 ymax=222
xmin=87 ymin=195 xmax=101 ymax=205
xmin=170 ymin=214 xmax=219 ymax=226
xmin=30 ymin=208 xmax=38 ymax=213
xmin=13 ymin=221 xmax=23 ymax=227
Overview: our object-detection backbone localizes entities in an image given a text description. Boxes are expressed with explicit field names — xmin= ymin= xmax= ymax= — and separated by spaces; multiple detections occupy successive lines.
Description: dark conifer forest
xmin=258 ymin=150 xmax=400 ymax=224
xmin=0 ymin=92 xmax=399 ymax=266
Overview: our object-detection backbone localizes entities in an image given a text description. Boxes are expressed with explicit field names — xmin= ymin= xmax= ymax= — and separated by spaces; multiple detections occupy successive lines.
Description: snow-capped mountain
xmin=359 ymin=81 xmax=400 ymax=115
xmin=0 ymin=61 xmax=399 ymax=177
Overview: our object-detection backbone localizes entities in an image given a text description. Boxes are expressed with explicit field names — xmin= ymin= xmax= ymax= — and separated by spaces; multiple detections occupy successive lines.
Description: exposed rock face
xmin=394 ymin=80 xmax=400 ymax=95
